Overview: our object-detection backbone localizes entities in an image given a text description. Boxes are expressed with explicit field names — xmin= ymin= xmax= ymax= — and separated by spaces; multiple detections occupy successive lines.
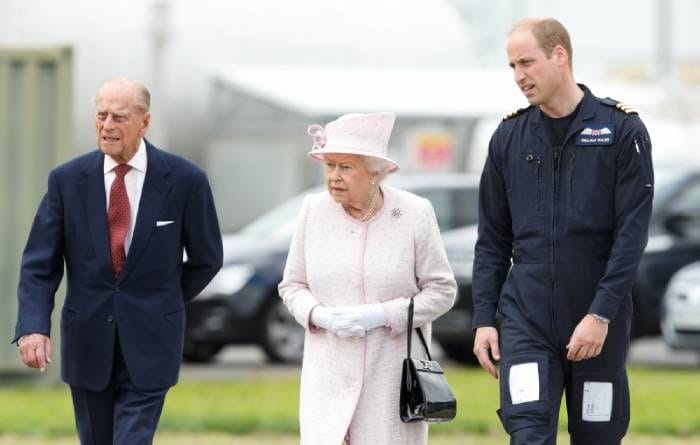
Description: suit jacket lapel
xmin=119 ymin=141 xmax=172 ymax=282
xmin=79 ymin=150 xmax=113 ymax=280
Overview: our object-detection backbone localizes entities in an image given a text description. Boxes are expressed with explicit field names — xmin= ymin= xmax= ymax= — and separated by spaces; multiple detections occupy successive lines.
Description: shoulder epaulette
xmin=601 ymin=97 xmax=638 ymax=115
xmin=502 ymin=105 xmax=531 ymax=121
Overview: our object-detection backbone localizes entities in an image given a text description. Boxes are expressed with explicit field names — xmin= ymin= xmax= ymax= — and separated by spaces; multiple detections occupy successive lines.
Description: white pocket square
xmin=156 ymin=220 xmax=174 ymax=227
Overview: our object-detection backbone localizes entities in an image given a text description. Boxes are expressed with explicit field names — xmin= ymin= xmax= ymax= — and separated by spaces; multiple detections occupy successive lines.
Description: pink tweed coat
xmin=278 ymin=184 xmax=457 ymax=445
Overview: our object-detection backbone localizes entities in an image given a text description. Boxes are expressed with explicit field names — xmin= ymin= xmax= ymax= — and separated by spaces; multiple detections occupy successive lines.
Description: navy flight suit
xmin=472 ymin=84 xmax=653 ymax=444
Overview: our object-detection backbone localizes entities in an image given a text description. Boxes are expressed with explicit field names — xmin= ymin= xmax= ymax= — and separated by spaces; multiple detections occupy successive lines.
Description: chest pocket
xmin=507 ymin=151 xmax=544 ymax=238
xmin=566 ymin=146 xmax=616 ymax=235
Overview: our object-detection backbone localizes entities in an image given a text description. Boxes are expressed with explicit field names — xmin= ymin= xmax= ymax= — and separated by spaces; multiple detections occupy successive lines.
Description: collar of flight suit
xmin=529 ymin=83 xmax=600 ymax=147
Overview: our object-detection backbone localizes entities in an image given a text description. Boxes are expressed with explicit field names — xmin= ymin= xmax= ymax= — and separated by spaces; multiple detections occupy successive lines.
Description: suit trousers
xmin=70 ymin=329 xmax=168 ymax=445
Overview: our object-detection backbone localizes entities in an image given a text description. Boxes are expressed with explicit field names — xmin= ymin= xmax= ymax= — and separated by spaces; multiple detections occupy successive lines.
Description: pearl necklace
xmin=341 ymin=186 xmax=382 ymax=222
xmin=360 ymin=186 xmax=381 ymax=222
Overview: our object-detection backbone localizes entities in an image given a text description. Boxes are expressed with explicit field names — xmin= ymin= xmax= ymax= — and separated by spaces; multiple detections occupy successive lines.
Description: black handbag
xmin=399 ymin=296 xmax=457 ymax=423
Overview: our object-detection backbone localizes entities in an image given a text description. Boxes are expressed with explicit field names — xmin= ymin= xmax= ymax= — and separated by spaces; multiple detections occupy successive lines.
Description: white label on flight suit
xmin=582 ymin=381 xmax=613 ymax=422
xmin=509 ymin=362 xmax=539 ymax=404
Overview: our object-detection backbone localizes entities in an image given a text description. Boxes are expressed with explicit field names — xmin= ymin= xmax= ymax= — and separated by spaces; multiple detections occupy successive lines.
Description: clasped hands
xmin=310 ymin=304 xmax=387 ymax=338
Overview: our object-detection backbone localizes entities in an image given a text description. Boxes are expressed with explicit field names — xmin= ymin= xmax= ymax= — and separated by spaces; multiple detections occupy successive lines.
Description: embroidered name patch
xmin=576 ymin=125 xmax=615 ymax=146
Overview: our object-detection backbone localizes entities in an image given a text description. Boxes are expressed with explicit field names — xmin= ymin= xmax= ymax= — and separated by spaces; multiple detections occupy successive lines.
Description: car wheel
xmin=260 ymin=298 xmax=305 ymax=363
xmin=439 ymin=339 xmax=479 ymax=365
xmin=182 ymin=341 xmax=224 ymax=363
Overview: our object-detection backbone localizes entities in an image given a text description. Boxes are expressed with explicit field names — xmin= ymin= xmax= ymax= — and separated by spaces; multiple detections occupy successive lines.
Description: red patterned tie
xmin=108 ymin=164 xmax=132 ymax=277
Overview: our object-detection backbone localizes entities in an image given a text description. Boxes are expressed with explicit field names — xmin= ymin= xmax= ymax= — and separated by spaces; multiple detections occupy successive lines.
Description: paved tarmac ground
xmin=628 ymin=336 xmax=700 ymax=368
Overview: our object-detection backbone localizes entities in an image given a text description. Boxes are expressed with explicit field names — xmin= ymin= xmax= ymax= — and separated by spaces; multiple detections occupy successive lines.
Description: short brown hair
xmin=510 ymin=17 xmax=573 ymax=69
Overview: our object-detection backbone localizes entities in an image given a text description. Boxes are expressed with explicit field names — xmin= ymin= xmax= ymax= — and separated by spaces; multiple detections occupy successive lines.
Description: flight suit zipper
xmin=535 ymin=155 xmax=542 ymax=211
xmin=551 ymin=144 xmax=562 ymax=338
xmin=551 ymin=145 xmax=561 ymax=263
xmin=568 ymin=153 xmax=576 ymax=210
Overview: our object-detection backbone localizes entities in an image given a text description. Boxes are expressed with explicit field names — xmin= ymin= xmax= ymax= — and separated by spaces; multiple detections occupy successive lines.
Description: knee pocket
xmin=567 ymin=369 xmax=630 ymax=437
xmin=497 ymin=353 xmax=551 ymax=434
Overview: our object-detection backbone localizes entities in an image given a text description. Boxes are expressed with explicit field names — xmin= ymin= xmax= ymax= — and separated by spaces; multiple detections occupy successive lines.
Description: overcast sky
xmin=1 ymin=0 xmax=698 ymax=151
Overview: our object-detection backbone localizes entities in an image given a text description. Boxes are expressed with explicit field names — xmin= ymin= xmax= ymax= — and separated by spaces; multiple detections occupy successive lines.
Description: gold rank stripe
xmin=615 ymin=102 xmax=637 ymax=114
xmin=503 ymin=111 xmax=518 ymax=120
xmin=503 ymin=107 xmax=528 ymax=120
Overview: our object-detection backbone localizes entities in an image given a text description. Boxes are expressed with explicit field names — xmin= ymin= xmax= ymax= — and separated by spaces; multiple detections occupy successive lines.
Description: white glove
xmin=336 ymin=326 xmax=367 ymax=338
xmin=310 ymin=304 xmax=386 ymax=337
xmin=344 ymin=303 xmax=388 ymax=332
xmin=310 ymin=305 xmax=359 ymax=333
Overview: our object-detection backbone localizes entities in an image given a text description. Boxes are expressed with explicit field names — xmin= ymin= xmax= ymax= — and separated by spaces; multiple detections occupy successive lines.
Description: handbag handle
xmin=406 ymin=296 xmax=432 ymax=361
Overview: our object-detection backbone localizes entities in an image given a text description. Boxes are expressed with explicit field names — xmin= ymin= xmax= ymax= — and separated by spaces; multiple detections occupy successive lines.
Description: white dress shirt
xmin=103 ymin=139 xmax=147 ymax=254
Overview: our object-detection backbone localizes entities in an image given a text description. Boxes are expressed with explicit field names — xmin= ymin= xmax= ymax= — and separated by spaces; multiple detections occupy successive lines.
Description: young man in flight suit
xmin=472 ymin=17 xmax=654 ymax=445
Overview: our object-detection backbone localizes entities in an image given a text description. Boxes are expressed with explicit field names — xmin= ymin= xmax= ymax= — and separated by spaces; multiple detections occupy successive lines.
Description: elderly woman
xmin=278 ymin=112 xmax=457 ymax=445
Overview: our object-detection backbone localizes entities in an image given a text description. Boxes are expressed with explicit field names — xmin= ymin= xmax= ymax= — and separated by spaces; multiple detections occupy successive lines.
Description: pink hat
xmin=307 ymin=112 xmax=400 ymax=172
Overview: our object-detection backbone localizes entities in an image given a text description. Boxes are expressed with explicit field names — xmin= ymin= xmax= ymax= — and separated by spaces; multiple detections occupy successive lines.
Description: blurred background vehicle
xmin=661 ymin=261 xmax=700 ymax=351
xmin=633 ymin=167 xmax=700 ymax=338
xmin=184 ymin=173 xmax=480 ymax=363
xmin=433 ymin=165 xmax=700 ymax=363
xmin=185 ymin=165 xmax=700 ymax=364
xmin=439 ymin=225 xmax=479 ymax=364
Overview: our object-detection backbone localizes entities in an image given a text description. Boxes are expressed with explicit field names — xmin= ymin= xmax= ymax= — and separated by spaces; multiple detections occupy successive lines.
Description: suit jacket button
xmin=107 ymin=315 xmax=114 ymax=323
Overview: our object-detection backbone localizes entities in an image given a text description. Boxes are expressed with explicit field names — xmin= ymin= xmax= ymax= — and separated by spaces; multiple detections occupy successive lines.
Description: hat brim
xmin=307 ymin=146 xmax=400 ymax=172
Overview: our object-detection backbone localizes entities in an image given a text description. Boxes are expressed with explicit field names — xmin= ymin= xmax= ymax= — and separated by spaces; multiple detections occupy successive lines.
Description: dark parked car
xmin=184 ymin=174 xmax=480 ymax=363
xmin=437 ymin=225 xmax=479 ymax=364
xmin=437 ymin=167 xmax=700 ymax=363
xmin=633 ymin=167 xmax=700 ymax=337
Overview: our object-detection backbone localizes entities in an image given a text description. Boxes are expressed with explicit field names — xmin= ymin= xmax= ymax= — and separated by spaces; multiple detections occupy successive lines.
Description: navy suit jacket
xmin=14 ymin=140 xmax=223 ymax=391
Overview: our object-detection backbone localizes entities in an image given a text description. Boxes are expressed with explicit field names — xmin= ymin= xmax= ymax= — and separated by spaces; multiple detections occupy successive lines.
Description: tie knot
xmin=114 ymin=164 xmax=131 ymax=178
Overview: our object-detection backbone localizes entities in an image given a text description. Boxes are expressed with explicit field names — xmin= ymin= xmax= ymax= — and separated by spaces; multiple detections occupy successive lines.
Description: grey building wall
xmin=0 ymin=46 xmax=73 ymax=376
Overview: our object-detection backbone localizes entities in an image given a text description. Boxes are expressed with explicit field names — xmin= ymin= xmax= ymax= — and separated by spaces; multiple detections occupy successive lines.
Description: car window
xmin=237 ymin=179 xmax=480 ymax=239
xmin=239 ymin=192 xmax=309 ymax=239
xmin=671 ymin=179 xmax=700 ymax=213
xmin=653 ymin=170 xmax=685 ymax=210
xmin=414 ymin=186 xmax=479 ymax=232
xmin=667 ymin=177 xmax=700 ymax=241
xmin=417 ymin=188 xmax=452 ymax=231
xmin=452 ymin=186 xmax=480 ymax=228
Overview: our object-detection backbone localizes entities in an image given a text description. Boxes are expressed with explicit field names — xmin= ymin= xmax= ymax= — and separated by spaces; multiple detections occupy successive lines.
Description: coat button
xmin=107 ymin=315 xmax=114 ymax=323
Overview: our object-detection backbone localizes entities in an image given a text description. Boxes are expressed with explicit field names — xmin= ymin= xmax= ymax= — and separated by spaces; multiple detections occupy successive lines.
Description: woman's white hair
xmin=363 ymin=156 xmax=393 ymax=183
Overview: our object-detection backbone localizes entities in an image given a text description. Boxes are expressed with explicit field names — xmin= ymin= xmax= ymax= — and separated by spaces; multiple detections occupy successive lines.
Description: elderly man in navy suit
xmin=13 ymin=78 xmax=223 ymax=444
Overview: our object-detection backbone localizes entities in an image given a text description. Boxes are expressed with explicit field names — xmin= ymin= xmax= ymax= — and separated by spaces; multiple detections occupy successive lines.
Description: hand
xmin=342 ymin=303 xmax=387 ymax=332
xmin=310 ymin=305 xmax=361 ymax=334
xmin=336 ymin=326 xmax=367 ymax=338
xmin=473 ymin=327 xmax=500 ymax=379
xmin=566 ymin=314 xmax=608 ymax=361
xmin=310 ymin=304 xmax=387 ymax=337
xmin=18 ymin=333 xmax=52 ymax=372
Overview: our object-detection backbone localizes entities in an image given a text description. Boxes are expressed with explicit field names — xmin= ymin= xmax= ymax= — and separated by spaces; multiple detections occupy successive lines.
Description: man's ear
xmin=553 ymin=45 xmax=569 ymax=68
xmin=141 ymin=112 xmax=151 ymax=135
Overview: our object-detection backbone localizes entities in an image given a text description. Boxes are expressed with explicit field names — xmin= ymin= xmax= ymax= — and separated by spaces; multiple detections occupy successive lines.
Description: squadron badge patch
xmin=575 ymin=124 xmax=615 ymax=146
